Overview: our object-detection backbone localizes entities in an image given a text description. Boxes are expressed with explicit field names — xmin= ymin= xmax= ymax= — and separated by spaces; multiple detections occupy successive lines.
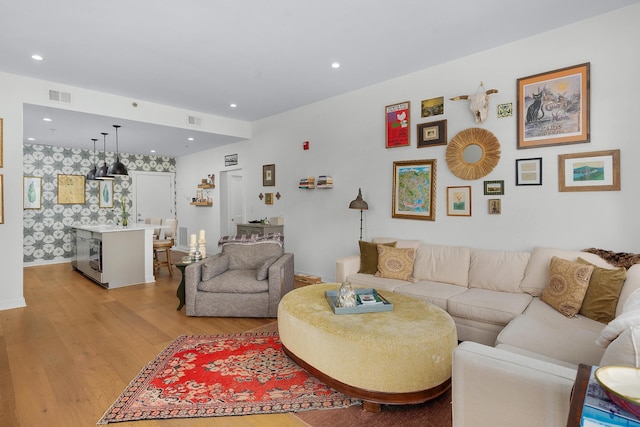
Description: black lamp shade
xmin=107 ymin=158 xmax=128 ymax=176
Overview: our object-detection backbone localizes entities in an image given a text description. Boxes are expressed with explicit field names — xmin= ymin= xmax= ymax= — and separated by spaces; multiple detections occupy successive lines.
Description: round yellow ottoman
xmin=278 ymin=283 xmax=457 ymax=411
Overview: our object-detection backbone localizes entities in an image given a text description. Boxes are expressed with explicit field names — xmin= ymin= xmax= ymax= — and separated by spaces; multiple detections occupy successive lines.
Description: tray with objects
xmin=325 ymin=288 xmax=393 ymax=314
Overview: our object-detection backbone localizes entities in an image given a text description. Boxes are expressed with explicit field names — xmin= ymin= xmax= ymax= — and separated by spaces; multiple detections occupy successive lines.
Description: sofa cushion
xmin=447 ymin=288 xmax=533 ymax=327
xmin=412 ymin=244 xmax=470 ymax=287
xmin=469 ymin=249 xmax=530 ymax=293
xmin=577 ymin=257 xmax=627 ymax=324
xmin=540 ymin=257 xmax=593 ymax=318
xmin=395 ymin=280 xmax=468 ymax=310
xmin=256 ymin=255 xmax=280 ymax=280
xmin=358 ymin=240 xmax=396 ymax=274
xmin=201 ymin=254 xmax=230 ymax=281
xmin=496 ymin=312 xmax=606 ymax=366
xmin=346 ymin=273 xmax=409 ymax=292
xmin=520 ymin=247 xmax=612 ymax=296
xmin=222 ymin=242 xmax=284 ymax=270
xmin=375 ymin=246 xmax=415 ymax=282
xmin=198 ymin=269 xmax=270 ymax=293
xmin=600 ymin=326 xmax=640 ymax=367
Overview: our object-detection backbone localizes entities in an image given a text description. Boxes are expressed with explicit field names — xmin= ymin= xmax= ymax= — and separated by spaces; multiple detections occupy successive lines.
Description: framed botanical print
xmin=392 ymin=159 xmax=436 ymax=221
xmin=517 ymin=63 xmax=590 ymax=149
xmin=447 ymin=186 xmax=472 ymax=217
xmin=99 ymin=180 xmax=114 ymax=208
xmin=386 ymin=101 xmax=411 ymax=148
xmin=23 ymin=176 xmax=42 ymax=209
xmin=57 ymin=174 xmax=86 ymax=204
xmin=558 ymin=149 xmax=620 ymax=192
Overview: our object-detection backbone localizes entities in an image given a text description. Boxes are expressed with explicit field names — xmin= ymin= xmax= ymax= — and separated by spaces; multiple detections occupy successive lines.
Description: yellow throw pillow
xmin=358 ymin=240 xmax=396 ymax=274
xmin=375 ymin=245 xmax=416 ymax=282
xmin=541 ymin=256 xmax=593 ymax=317
xmin=577 ymin=257 xmax=627 ymax=324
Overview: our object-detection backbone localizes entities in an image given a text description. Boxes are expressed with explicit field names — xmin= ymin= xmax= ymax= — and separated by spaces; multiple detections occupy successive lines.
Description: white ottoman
xmin=278 ymin=283 xmax=457 ymax=411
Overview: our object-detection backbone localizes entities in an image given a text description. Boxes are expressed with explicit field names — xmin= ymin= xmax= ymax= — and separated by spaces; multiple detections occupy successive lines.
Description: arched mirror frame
xmin=445 ymin=128 xmax=501 ymax=180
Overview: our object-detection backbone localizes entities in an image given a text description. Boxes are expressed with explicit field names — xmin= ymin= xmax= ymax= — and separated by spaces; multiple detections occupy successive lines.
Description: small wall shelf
xmin=191 ymin=201 xmax=213 ymax=206
xmin=192 ymin=181 xmax=214 ymax=206
xmin=198 ymin=184 xmax=215 ymax=189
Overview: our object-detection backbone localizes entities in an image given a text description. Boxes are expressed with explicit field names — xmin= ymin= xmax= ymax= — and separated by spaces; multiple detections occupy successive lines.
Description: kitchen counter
xmin=71 ymin=223 xmax=163 ymax=288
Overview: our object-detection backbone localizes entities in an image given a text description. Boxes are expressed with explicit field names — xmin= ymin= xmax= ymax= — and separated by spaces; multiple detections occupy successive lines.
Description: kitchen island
xmin=71 ymin=224 xmax=160 ymax=288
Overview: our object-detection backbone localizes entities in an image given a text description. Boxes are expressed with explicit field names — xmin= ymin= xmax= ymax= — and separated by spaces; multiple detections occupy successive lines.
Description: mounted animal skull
xmin=450 ymin=82 xmax=498 ymax=123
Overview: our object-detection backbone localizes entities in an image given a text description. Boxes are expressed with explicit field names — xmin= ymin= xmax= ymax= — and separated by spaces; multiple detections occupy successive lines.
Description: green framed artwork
xmin=392 ymin=159 xmax=436 ymax=221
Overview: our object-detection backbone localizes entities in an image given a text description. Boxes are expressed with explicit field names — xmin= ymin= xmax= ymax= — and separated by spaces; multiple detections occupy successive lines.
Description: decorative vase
xmin=122 ymin=217 xmax=128 ymax=227
xmin=337 ymin=281 xmax=357 ymax=307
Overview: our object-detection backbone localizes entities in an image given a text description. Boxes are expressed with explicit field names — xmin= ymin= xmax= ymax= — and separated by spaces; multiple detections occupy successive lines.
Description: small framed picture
xmin=483 ymin=180 xmax=504 ymax=195
xmin=23 ymin=176 xmax=42 ymax=210
xmin=99 ymin=180 xmax=114 ymax=208
xmin=264 ymin=192 xmax=274 ymax=205
xmin=417 ymin=119 xmax=447 ymax=148
xmin=516 ymin=158 xmax=543 ymax=186
xmin=263 ymin=164 xmax=276 ymax=186
xmin=421 ymin=96 xmax=444 ymax=117
xmin=225 ymin=153 xmax=238 ymax=167
xmin=488 ymin=199 xmax=501 ymax=214
xmin=385 ymin=101 xmax=411 ymax=148
xmin=447 ymin=186 xmax=471 ymax=217
xmin=558 ymin=149 xmax=620 ymax=192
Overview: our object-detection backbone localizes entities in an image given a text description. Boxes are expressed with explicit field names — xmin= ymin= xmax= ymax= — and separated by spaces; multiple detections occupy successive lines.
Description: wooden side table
xmin=174 ymin=261 xmax=192 ymax=310
xmin=566 ymin=364 xmax=592 ymax=427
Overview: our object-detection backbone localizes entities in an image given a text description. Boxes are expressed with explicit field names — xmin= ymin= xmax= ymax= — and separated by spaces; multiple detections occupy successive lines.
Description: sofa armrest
xmin=452 ymin=341 xmax=577 ymax=427
xmin=267 ymin=253 xmax=294 ymax=317
xmin=336 ymin=254 xmax=360 ymax=282
xmin=184 ymin=254 xmax=222 ymax=316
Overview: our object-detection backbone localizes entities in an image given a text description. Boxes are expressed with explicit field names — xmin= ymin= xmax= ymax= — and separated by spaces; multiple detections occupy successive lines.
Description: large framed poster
xmin=517 ymin=63 xmax=590 ymax=149
xmin=385 ymin=101 xmax=410 ymax=148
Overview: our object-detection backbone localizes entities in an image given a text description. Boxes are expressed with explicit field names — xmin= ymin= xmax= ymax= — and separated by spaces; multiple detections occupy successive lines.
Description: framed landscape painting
xmin=517 ymin=63 xmax=590 ymax=149
xmin=392 ymin=159 xmax=436 ymax=221
xmin=558 ymin=149 xmax=620 ymax=192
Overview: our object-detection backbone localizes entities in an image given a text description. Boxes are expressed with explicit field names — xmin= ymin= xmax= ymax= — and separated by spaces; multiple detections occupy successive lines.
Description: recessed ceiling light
xmin=188 ymin=137 xmax=194 ymax=141
xmin=43 ymin=117 xmax=52 ymax=122
xmin=150 ymin=149 xmax=156 ymax=153
xmin=31 ymin=54 xmax=43 ymax=61
xmin=27 ymin=137 xmax=35 ymax=141
xmin=331 ymin=62 xmax=340 ymax=69
xmin=230 ymin=103 xmax=237 ymax=108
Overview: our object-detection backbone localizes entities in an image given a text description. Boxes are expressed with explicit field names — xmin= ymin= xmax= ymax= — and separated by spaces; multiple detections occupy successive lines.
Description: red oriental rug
xmin=98 ymin=332 xmax=360 ymax=424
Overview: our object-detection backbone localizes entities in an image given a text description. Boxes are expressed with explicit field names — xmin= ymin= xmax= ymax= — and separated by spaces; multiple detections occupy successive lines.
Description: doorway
xmin=220 ymin=169 xmax=245 ymax=236
xmin=131 ymin=171 xmax=175 ymax=224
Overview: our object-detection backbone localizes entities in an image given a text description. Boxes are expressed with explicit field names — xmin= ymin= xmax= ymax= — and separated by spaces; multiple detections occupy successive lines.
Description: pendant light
xmin=107 ymin=124 xmax=128 ymax=176
xmin=95 ymin=132 xmax=113 ymax=180
xmin=86 ymin=138 xmax=98 ymax=180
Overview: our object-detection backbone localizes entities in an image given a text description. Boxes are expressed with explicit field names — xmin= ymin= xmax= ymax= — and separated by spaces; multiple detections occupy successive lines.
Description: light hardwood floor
xmin=0 ymin=261 xmax=307 ymax=427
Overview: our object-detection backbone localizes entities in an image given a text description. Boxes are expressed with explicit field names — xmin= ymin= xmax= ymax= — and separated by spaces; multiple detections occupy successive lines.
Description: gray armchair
xmin=185 ymin=240 xmax=294 ymax=317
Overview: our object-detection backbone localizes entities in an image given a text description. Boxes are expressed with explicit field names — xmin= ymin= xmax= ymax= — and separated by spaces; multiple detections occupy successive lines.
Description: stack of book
xmin=299 ymin=177 xmax=315 ymax=189
xmin=581 ymin=366 xmax=640 ymax=426
xmin=357 ymin=292 xmax=385 ymax=305
xmin=316 ymin=175 xmax=333 ymax=189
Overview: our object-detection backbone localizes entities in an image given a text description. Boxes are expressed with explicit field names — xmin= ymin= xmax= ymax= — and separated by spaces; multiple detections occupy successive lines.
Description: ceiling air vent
xmin=48 ymin=89 xmax=72 ymax=104
xmin=187 ymin=115 xmax=202 ymax=126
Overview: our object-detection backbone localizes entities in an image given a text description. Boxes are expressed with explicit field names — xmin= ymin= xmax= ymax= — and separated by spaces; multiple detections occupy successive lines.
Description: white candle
xmin=190 ymin=233 xmax=196 ymax=245
xmin=199 ymin=229 xmax=205 ymax=240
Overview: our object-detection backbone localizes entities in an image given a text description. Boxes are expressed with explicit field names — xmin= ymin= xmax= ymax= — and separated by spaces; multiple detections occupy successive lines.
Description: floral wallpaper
xmin=23 ymin=144 xmax=176 ymax=264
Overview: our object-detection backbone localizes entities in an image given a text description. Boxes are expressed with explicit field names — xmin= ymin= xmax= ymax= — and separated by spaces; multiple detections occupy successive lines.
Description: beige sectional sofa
xmin=336 ymin=237 xmax=640 ymax=426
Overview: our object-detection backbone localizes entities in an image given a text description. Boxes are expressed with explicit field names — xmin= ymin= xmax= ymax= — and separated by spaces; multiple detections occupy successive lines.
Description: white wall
xmin=0 ymin=73 xmax=250 ymax=310
xmin=177 ymin=4 xmax=640 ymax=282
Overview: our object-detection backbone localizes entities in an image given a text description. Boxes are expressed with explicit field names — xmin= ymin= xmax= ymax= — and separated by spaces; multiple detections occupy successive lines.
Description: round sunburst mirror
xmin=446 ymin=128 xmax=501 ymax=180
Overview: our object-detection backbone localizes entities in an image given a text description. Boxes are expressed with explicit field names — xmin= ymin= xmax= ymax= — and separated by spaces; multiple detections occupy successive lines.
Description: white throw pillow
xmin=596 ymin=310 xmax=640 ymax=348
xmin=600 ymin=326 xmax=640 ymax=367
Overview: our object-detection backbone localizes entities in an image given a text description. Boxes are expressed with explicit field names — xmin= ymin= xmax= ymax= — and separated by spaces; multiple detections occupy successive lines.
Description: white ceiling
xmin=4 ymin=0 xmax=639 ymax=157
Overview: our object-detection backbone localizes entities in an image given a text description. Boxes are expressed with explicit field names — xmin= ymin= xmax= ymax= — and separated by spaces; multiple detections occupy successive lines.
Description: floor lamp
xmin=349 ymin=188 xmax=369 ymax=240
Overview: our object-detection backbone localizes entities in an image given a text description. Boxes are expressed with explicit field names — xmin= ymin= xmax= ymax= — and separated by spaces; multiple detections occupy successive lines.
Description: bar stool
xmin=153 ymin=218 xmax=178 ymax=276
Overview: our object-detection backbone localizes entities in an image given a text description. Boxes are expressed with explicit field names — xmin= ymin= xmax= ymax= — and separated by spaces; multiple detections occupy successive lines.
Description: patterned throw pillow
xmin=375 ymin=245 xmax=416 ymax=282
xmin=358 ymin=240 xmax=396 ymax=274
xmin=577 ymin=257 xmax=627 ymax=324
xmin=541 ymin=256 xmax=594 ymax=317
